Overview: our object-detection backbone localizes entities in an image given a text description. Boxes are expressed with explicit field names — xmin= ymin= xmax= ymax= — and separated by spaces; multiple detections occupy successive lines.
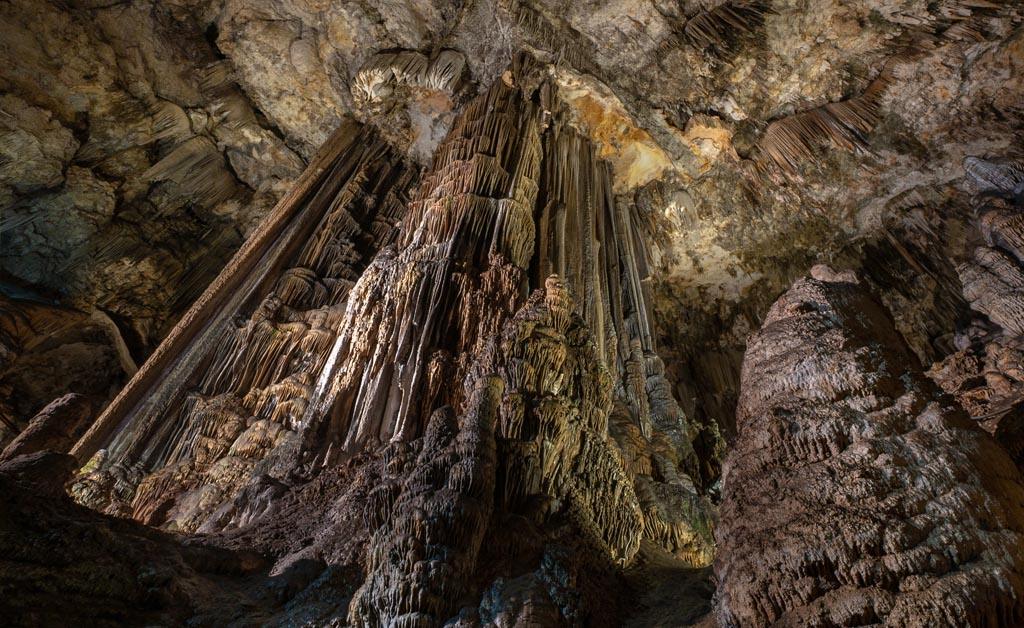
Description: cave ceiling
xmin=2 ymin=1 xmax=1024 ymax=626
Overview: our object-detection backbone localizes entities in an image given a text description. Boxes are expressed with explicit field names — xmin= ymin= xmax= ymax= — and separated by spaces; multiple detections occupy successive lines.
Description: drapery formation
xmin=71 ymin=58 xmax=716 ymax=586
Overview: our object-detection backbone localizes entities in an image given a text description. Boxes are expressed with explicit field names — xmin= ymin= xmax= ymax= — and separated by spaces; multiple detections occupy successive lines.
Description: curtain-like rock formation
xmin=4 ymin=1 xmax=1024 ymax=626
xmin=72 ymin=124 xmax=418 ymax=526
xmin=715 ymin=266 xmax=1024 ymax=627
xmin=62 ymin=56 xmax=715 ymax=627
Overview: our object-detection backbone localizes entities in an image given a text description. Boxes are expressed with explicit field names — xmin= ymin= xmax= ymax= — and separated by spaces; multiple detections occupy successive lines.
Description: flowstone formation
xmin=715 ymin=267 xmax=1024 ymax=627
xmin=6 ymin=1 xmax=1024 ymax=625
xmin=71 ymin=122 xmax=418 ymax=527
xmin=54 ymin=58 xmax=716 ymax=627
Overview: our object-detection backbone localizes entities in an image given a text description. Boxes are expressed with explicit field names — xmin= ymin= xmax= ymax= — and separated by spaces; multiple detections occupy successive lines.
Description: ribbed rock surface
xmin=716 ymin=267 xmax=1024 ymax=627
xmin=5 ymin=0 xmax=1023 ymax=454
xmin=46 ymin=59 xmax=717 ymax=627
xmin=930 ymin=195 xmax=1024 ymax=469
xmin=71 ymin=124 xmax=417 ymax=526
xmin=70 ymin=53 xmax=713 ymax=561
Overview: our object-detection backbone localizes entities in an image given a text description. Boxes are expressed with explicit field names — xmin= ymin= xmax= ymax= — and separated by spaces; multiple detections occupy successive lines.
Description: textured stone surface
xmin=0 ymin=451 xmax=280 ymax=628
xmin=715 ymin=269 xmax=1024 ymax=627
xmin=48 ymin=62 xmax=715 ymax=628
xmin=4 ymin=0 xmax=1024 ymax=442
xmin=4 ymin=1 xmax=1024 ymax=626
xmin=0 ymin=393 xmax=93 ymax=462
xmin=0 ymin=296 xmax=133 ymax=445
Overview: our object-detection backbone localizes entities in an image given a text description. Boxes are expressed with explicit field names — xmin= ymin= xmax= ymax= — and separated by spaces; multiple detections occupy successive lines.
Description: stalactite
xmin=71 ymin=125 xmax=417 ymax=528
xmin=497 ymin=0 xmax=603 ymax=76
xmin=141 ymin=136 xmax=238 ymax=211
xmin=307 ymin=58 xmax=544 ymax=461
xmin=682 ymin=1 xmax=773 ymax=56
xmin=930 ymin=188 xmax=1024 ymax=469
xmin=755 ymin=44 xmax=937 ymax=174
xmin=959 ymin=245 xmax=1024 ymax=336
xmin=352 ymin=50 xmax=466 ymax=107
xmin=532 ymin=121 xmax=715 ymax=557
xmin=70 ymin=59 xmax=720 ymax=623
xmin=964 ymin=155 xmax=1024 ymax=203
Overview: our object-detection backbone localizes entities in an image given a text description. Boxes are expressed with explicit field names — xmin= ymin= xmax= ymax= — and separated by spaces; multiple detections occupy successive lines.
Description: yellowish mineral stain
xmin=553 ymin=69 xmax=675 ymax=192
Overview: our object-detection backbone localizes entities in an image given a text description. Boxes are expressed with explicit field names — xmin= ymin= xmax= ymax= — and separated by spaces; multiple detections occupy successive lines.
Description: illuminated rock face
xmin=61 ymin=59 xmax=714 ymax=627
xmin=5 ymin=1 xmax=1024 ymax=626
xmin=70 ymin=123 xmax=418 ymax=527
xmin=715 ymin=269 xmax=1024 ymax=627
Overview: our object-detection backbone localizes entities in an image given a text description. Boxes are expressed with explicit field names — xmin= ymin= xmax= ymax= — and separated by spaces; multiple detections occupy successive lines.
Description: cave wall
xmin=4 ymin=0 xmax=1024 ymax=448
xmin=3 ymin=3 xmax=1024 ymax=625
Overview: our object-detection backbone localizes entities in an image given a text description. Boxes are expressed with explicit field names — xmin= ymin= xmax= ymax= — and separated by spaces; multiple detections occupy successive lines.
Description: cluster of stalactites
xmin=494 ymin=275 xmax=643 ymax=564
xmin=399 ymin=75 xmax=542 ymax=270
xmin=532 ymin=123 xmax=712 ymax=528
xmin=71 ymin=58 xmax=717 ymax=574
xmin=308 ymin=65 xmax=547 ymax=460
xmin=352 ymin=50 xmax=466 ymax=107
xmin=70 ymin=128 xmax=416 ymax=530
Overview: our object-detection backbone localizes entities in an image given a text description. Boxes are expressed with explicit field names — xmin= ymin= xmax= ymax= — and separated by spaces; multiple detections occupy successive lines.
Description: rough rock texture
xmin=72 ymin=57 xmax=712 ymax=539
xmin=5 ymin=1 xmax=1024 ymax=626
xmin=922 ymin=185 xmax=1024 ymax=476
xmin=0 ymin=451 xmax=280 ymax=628
xmin=73 ymin=122 xmax=417 ymax=524
xmin=0 ymin=393 xmax=93 ymax=462
xmin=715 ymin=268 xmax=1024 ymax=627
xmin=0 ymin=296 xmax=132 ymax=443
xmin=49 ymin=61 xmax=716 ymax=627
xmin=5 ymin=0 xmax=1024 ymax=446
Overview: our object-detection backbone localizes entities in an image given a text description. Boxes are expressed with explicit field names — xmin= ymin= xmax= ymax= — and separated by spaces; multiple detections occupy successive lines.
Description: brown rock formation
xmin=715 ymin=268 xmax=1024 ymax=627
xmin=929 ymin=196 xmax=1024 ymax=468
xmin=0 ymin=393 xmax=93 ymax=462
xmin=4 ymin=1 xmax=1024 ymax=624
xmin=72 ymin=122 xmax=417 ymax=524
xmin=0 ymin=296 xmax=134 ymax=446
xmin=0 ymin=450 xmax=280 ymax=628
xmin=49 ymin=57 xmax=715 ymax=627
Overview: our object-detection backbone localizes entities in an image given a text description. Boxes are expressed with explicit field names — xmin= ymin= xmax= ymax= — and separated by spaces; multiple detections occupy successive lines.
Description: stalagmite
xmin=715 ymin=267 xmax=1024 ymax=627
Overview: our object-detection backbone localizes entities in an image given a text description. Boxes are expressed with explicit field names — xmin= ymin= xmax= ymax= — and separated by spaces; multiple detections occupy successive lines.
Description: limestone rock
xmin=0 ymin=394 xmax=93 ymax=462
xmin=715 ymin=270 xmax=1024 ymax=627
xmin=4 ymin=1 xmax=1024 ymax=625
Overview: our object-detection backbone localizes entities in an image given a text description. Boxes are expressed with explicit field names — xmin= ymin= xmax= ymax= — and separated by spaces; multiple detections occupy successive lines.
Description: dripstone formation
xmin=715 ymin=267 xmax=1024 ymax=627
xmin=22 ymin=58 xmax=716 ymax=627
xmin=5 ymin=1 xmax=1024 ymax=627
